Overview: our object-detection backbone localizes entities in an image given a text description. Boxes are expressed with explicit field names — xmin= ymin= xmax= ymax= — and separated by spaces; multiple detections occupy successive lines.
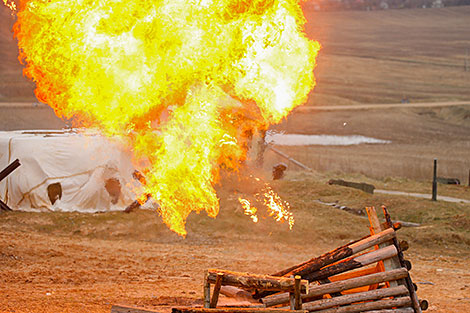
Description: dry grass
xmin=304 ymin=6 xmax=470 ymax=105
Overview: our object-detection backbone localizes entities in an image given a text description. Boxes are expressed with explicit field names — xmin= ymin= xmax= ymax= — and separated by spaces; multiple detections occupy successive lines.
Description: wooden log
xmin=219 ymin=286 xmax=254 ymax=301
xmin=171 ymin=308 xmax=308 ymax=313
xmin=271 ymin=234 xmax=371 ymax=278
xmin=302 ymin=285 xmax=408 ymax=311
xmin=366 ymin=207 xmax=400 ymax=290
xmin=204 ymin=274 xmax=211 ymax=308
xmin=272 ymin=228 xmax=396 ymax=279
xmin=382 ymin=206 xmax=422 ymax=313
xmin=362 ymin=309 xmax=414 ymax=313
xmin=399 ymin=240 xmax=409 ymax=252
xmin=207 ymin=269 xmax=308 ymax=293
xmin=210 ymin=273 xmax=224 ymax=308
xmin=303 ymin=245 xmax=398 ymax=283
xmin=0 ymin=159 xmax=21 ymax=182
xmin=313 ymin=296 xmax=412 ymax=313
xmin=111 ymin=305 xmax=162 ymax=313
xmin=0 ymin=200 xmax=12 ymax=211
xmin=294 ymin=276 xmax=302 ymax=310
xmin=328 ymin=266 xmax=379 ymax=282
xmin=419 ymin=299 xmax=429 ymax=311
xmin=262 ymin=268 xmax=408 ymax=307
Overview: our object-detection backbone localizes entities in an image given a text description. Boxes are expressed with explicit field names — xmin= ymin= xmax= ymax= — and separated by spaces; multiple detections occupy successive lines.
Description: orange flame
xmin=11 ymin=0 xmax=320 ymax=236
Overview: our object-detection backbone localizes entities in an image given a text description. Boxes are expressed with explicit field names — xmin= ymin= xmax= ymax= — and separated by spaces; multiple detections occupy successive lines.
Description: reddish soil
xmin=0 ymin=211 xmax=469 ymax=313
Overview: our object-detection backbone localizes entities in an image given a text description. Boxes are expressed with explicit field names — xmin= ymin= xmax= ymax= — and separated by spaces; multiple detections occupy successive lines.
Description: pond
xmin=265 ymin=133 xmax=390 ymax=146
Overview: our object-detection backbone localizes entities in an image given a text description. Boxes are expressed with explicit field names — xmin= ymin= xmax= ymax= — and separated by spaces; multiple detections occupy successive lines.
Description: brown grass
xmin=304 ymin=6 xmax=470 ymax=105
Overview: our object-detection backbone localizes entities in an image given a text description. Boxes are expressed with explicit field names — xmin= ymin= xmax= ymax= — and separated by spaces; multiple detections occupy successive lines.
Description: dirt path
xmin=295 ymin=101 xmax=470 ymax=112
xmin=375 ymin=189 xmax=470 ymax=204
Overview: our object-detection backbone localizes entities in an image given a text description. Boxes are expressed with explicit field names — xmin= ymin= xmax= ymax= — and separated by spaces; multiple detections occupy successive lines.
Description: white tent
xmin=0 ymin=130 xmax=137 ymax=212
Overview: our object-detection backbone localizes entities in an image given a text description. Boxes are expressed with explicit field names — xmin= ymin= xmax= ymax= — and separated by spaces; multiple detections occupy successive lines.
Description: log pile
xmin=175 ymin=206 xmax=427 ymax=313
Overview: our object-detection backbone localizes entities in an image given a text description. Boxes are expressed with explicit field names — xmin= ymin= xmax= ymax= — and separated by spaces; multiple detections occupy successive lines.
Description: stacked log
xmin=181 ymin=207 xmax=427 ymax=313
xmin=160 ymin=206 xmax=428 ymax=313
xmin=258 ymin=206 xmax=426 ymax=313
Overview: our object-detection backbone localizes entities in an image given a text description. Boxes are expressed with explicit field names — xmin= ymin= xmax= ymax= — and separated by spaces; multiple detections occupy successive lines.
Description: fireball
xmin=6 ymin=0 xmax=320 ymax=235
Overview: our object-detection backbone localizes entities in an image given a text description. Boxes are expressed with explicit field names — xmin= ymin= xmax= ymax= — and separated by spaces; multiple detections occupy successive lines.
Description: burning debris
xmin=5 ymin=0 xmax=320 ymax=236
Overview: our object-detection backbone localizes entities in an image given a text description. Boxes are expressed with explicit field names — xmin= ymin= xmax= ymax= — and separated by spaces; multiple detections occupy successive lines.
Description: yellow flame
xmin=11 ymin=0 xmax=320 ymax=236
xmin=239 ymin=198 xmax=259 ymax=223
xmin=239 ymin=183 xmax=293 ymax=229
xmin=262 ymin=186 xmax=294 ymax=230
xmin=2 ymin=0 xmax=16 ymax=11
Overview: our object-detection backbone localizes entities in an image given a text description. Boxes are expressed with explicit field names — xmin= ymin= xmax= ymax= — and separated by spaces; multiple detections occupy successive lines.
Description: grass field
xmin=1 ymin=6 xmax=470 ymax=104
xmin=304 ymin=5 xmax=470 ymax=105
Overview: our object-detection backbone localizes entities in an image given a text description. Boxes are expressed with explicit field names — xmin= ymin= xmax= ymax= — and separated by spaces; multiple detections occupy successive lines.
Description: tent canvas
xmin=0 ymin=130 xmax=137 ymax=212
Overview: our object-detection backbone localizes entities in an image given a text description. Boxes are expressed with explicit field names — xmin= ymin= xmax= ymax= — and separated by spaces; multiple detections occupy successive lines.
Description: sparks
xmin=2 ymin=0 xmax=16 ymax=12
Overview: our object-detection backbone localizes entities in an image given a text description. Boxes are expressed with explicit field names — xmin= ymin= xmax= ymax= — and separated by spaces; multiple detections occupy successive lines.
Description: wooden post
xmin=432 ymin=159 xmax=437 ymax=201
xmin=294 ymin=275 xmax=302 ymax=310
xmin=210 ymin=273 xmax=224 ymax=308
xmin=204 ymin=274 xmax=211 ymax=308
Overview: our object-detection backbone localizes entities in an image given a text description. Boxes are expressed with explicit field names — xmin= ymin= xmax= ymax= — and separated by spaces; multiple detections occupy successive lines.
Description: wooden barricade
xmin=168 ymin=207 xmax=427 ymax=313
xmin=204 ymin=207 xmax=427 ymax=313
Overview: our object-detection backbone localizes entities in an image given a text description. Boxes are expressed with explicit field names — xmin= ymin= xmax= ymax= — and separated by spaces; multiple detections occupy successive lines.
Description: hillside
xmin=0 ymin=7 xmax=36 ymax=101
xmin=1 ymin=5 xmax=470 ymax=104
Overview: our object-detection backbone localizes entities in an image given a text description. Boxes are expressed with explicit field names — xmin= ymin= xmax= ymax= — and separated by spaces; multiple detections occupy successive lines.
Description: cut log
xmin=272 ymin=228 xmax=395 ymax=279
xmin=313 ymin=296 xmax=411 ymax=313
xmin=207 ymin=269 xmax=308 ymax=293
xmin=219 ymin=286 xmax=254 ymax=301
xmin=172 ymin=308 xmax=308 ymax=313
xmin=419 ymin=299 xmax=429 ymax=310
xmin=302 ymin=285 xmax=408 ymax=311
xmin=303 ymin=245 xmax=398 ymax=283
xmin=262 ymin=268 xmax=408 ymax=307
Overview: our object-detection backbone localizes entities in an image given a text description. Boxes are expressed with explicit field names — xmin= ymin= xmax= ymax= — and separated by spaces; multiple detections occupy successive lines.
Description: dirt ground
xmin=0 ymin=207 xmax=469 ymax=313
xmin=1 ymin=4 xmax=469 ymax=313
